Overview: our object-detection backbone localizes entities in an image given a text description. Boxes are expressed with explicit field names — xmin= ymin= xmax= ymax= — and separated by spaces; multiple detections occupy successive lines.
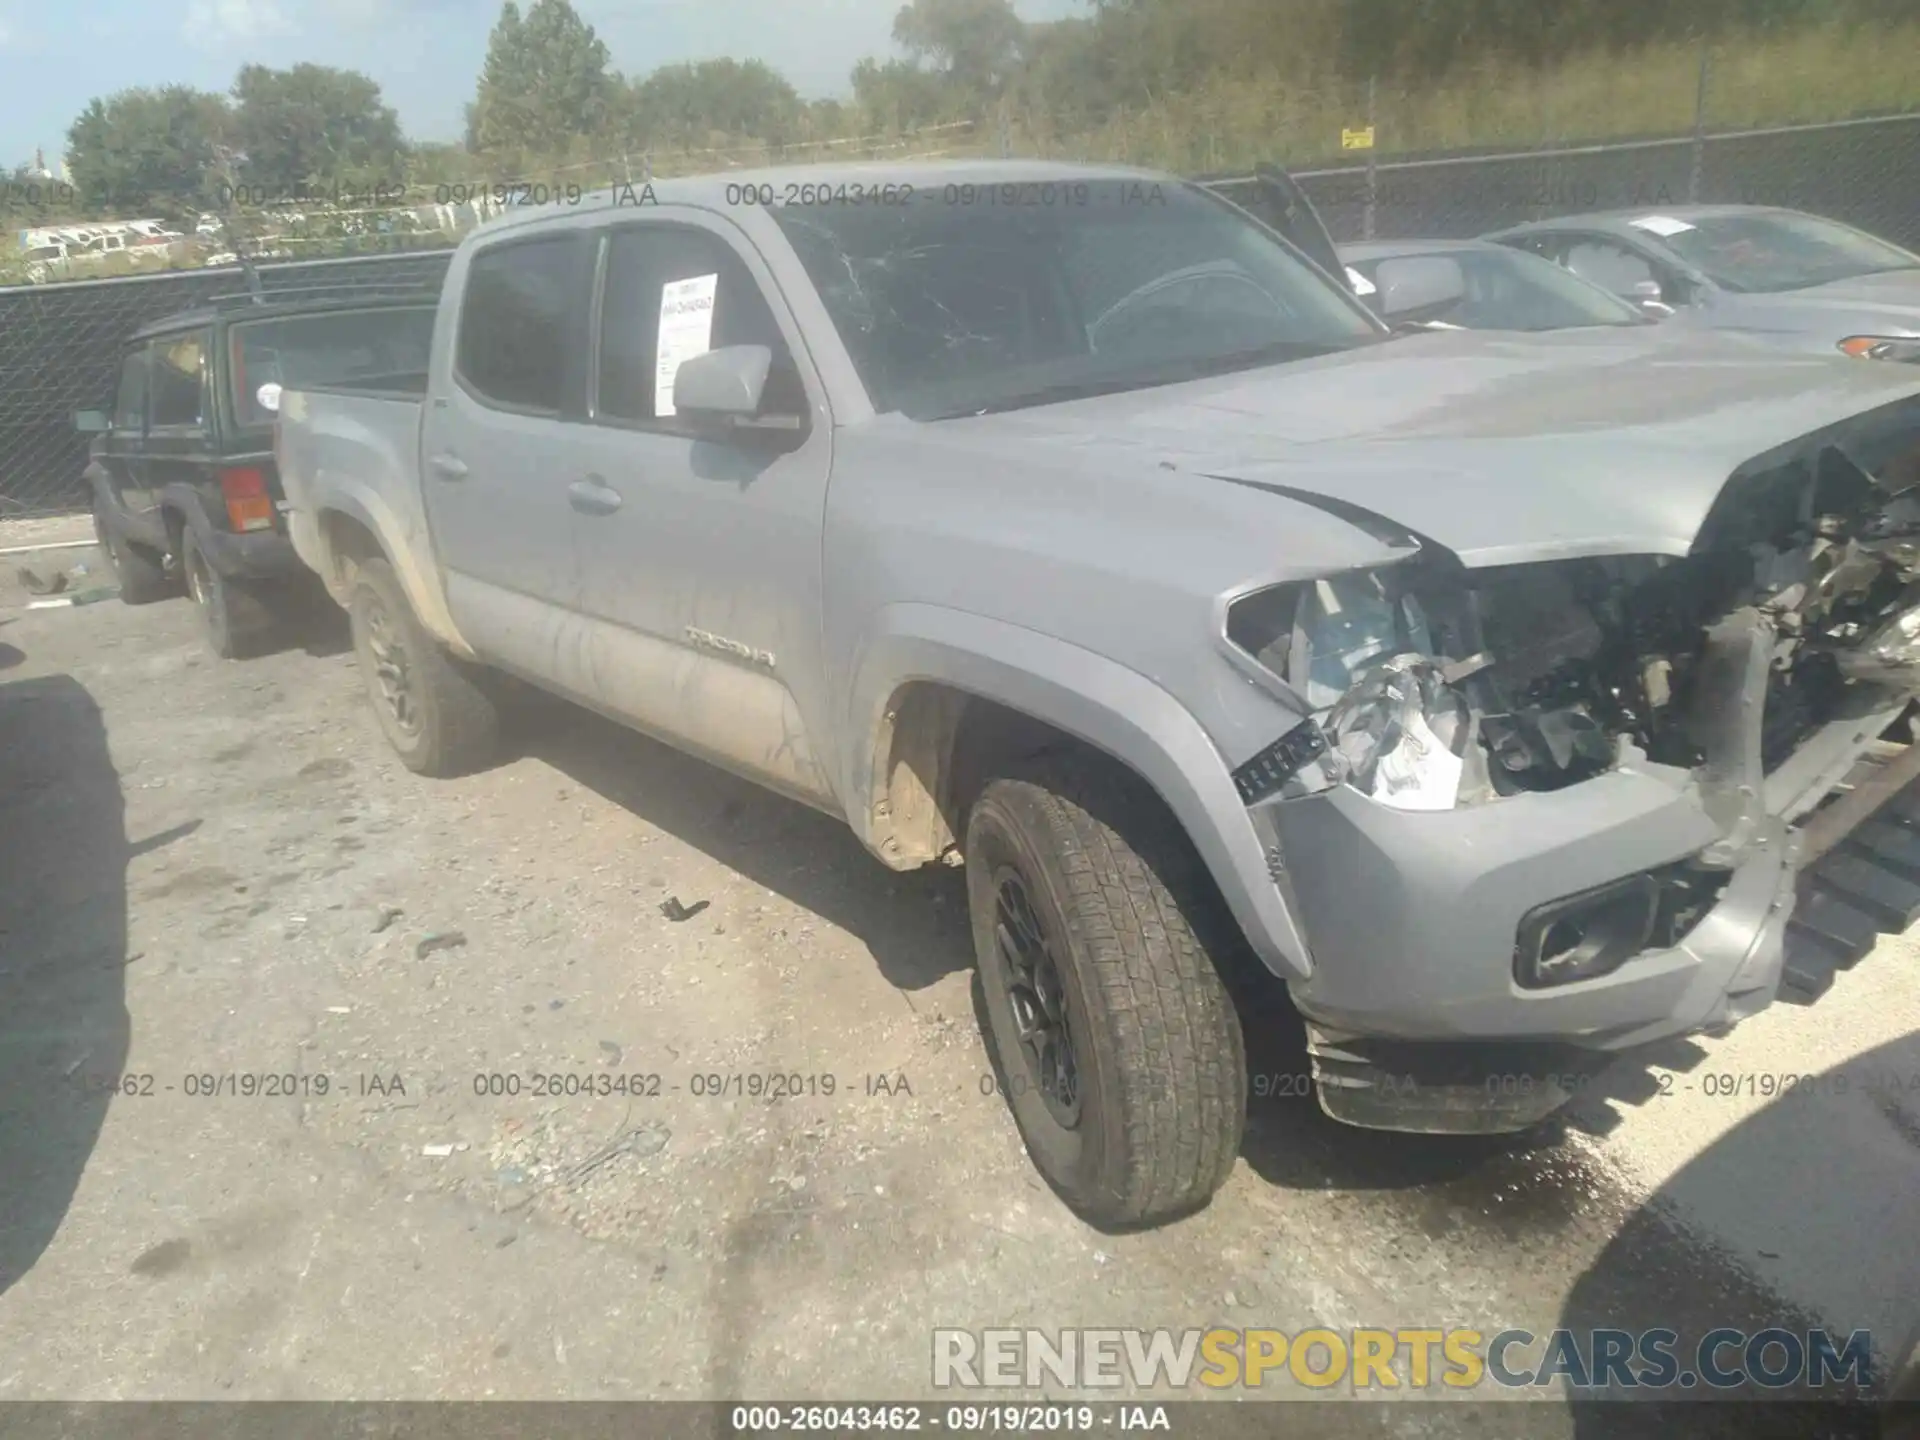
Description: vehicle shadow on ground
xmin=520 ymin=691 xmax=1542 ymax=1194
xmin=0 ymin=673 xmax=133 ymax=1298
xmin=511 ymin=698 xmax=973 ymax=993
xmin=1558 ymin=1028 xmax=1920 ymax=1440
xmin=1223 ymin=959 xmax=1530 ymax=1194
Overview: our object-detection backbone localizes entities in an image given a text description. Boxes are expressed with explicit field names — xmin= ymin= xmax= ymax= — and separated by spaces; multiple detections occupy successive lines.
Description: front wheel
xmin=348 ymin=556 xmax=497 ymax=777
xmin=966 ymin=752 xmax=1247 ymax=1227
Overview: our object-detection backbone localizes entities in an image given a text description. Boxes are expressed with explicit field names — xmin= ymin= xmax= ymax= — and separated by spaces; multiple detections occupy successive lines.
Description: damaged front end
xmin=1220 ymin=409 xmax=1920 ymax=1132
xmin=1229 ymin=442 xmax=1920 ymax=818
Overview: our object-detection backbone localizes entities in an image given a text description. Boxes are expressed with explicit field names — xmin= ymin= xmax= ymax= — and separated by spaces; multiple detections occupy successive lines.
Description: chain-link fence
xmin=3 ymin=106 xmax=1917 ymax=518
xmin=1270 ymin=110 xmax=1920 ymax=247
xmin=0 ymin=250 xmax=455 ymax=520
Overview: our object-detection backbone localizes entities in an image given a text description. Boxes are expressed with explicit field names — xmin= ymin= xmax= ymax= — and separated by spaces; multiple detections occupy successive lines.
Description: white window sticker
xmin=655 ymin=272 xmax=718 ymax=417
xmin=1345 ymin=266 xmax=1378 ymax=296
xmin=1629 ymin=215 xmax=1697 ymax=238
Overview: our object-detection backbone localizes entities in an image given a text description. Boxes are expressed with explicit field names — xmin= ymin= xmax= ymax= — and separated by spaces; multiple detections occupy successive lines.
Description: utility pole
xmin=212 ymin=146 xmax=265 ymax=302
xmin=1364 ymin=75 xmax=1378 ymax=241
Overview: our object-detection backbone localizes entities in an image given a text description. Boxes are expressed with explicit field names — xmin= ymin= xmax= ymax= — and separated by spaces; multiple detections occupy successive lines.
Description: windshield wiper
xmin=924 ymin=376 xmax=1165 ymax=419
xmin=921 ymin=339 xmax=1369 ymax=420
xmin=1162 ymin=337 xmax=1373 ymax=378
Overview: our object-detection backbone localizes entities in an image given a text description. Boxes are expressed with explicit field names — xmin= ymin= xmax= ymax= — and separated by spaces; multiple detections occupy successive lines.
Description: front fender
xmin=845 ymin=603 xmax=1312 ymax=982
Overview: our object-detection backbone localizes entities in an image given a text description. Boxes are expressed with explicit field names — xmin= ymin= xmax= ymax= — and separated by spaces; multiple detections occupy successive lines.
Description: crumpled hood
xmin=926 ymin=325 xmax=1920 ymax=566
xmin=1708 ymin=267 xmax=1920 ymax=345
xmin=1767 ymin=267 xmax=1920 ymax=314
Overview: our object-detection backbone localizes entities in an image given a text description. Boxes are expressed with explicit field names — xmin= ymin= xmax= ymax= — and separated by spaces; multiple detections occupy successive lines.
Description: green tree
xmin=850 ymin=56 xmax=958 ymax=129
xmin=469 ymin=0 xmax=613 ymax=156
xmin=890 ymin=0 xmax=1027 ymax=94
xmin=230 ymin=64 xmax=405 ymax=195
xmin=65 ymin=85 xmax=230 ymax=217
xmin=620 ymin=59 xmax=802 ymax=151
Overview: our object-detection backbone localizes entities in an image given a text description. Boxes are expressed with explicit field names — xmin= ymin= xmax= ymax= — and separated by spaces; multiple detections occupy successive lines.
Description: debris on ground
xmin=17 ymin=567 xmax=68 ymax=596
xmin=25 ymin=587 xmax=119 ymax=610
xmin=371 ymin=905 xmax=404 ymax=934
xmin=415 ymin=930 xmax=467 ymax=958
xmin=422 ymin=1143 xmax=456 ymax=1157
xmin=659 ymin=896 xmax=710 ymax=922
xmin=564 ymin=1122 xmax=671 ymax=1186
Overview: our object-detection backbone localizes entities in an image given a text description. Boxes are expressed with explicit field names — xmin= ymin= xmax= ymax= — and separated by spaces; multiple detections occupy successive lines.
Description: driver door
xmin=560 ymin=214 xmax=841 ymax=809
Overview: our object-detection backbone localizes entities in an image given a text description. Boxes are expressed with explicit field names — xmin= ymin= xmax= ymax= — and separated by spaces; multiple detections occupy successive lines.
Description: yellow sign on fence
xmin=1341 ymin=126 xmax=1376 ymax=151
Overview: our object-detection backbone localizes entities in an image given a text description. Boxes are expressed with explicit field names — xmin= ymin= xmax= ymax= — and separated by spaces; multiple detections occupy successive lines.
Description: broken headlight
xmin=1321 ymin=653 xmax=1478 ymax=811
xmin=1228 ymin=568 xmax=1489 ymax=811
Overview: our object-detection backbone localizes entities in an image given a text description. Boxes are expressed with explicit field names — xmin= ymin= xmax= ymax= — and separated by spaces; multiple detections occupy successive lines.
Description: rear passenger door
xmin=423 ymin=230 xmax=596 ymax=686
xmin=141 ymin=330 xmax=215 ymax=527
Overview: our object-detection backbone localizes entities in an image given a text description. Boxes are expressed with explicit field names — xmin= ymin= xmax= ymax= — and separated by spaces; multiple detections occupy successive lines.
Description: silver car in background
xmin=1339 ymin=237 xmax=1653 ymax=331
xmin=1485 ymin=204 xmax=1920 ymax=361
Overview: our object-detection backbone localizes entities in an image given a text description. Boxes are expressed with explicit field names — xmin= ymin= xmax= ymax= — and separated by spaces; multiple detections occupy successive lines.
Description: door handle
xmin=429 ymin=453 xmax=468 ymax=480
xmin=568 ymin=476 xmax=622 ymax=516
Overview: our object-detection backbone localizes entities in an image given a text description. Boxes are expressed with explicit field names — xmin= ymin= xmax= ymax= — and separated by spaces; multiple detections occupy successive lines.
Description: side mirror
xmin=74 ymin=409 xmax=110 ymax=433
xmin=1630 ymin=279 xmax=1677 ymax=318
xmin=1373 ymin=255 xmax=1467 ymax=323
xmin=672 ymin=345 xmax=771 ymax=421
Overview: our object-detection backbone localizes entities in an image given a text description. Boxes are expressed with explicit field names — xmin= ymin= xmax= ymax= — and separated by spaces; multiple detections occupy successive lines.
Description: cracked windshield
xmin=2 ymin=1 xmax=1919 ymax=1439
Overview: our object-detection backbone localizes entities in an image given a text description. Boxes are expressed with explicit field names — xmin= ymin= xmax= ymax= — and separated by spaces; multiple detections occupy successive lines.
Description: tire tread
xmin=980 ymin=752 xmax=1246 ymax=1224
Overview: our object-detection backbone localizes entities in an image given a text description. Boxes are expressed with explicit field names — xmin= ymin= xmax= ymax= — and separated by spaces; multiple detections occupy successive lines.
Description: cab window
xmin=111 ymin=349 xmax=149 ymax=432
xmin=149 ymin=333 xmax=209 ymax=429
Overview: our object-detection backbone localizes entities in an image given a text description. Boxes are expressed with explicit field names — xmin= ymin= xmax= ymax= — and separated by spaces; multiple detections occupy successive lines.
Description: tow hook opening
xmin=1516 ymin=875 xmax=1659 ymax=989
xmin=1514 ymin=864 xmax=1734 ymax=989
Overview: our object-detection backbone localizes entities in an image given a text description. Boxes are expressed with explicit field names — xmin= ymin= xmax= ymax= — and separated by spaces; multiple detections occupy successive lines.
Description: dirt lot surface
xmin=2 ymin=532 xmax=1916 ymax=1435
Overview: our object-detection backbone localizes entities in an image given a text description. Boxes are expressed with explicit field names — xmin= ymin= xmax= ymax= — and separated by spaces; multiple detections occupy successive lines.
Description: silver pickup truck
xmin=278 ymin=159 xmax=1920 ymax=1226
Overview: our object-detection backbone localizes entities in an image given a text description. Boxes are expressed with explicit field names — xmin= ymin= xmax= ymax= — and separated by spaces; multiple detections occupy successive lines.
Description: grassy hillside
xmin=1009 ymin=19 xmax=1920 ymax=172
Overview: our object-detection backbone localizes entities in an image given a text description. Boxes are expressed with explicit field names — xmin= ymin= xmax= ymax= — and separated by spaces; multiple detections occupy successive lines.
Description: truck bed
xmin=274 ymin=382 xmax=463 ymax=650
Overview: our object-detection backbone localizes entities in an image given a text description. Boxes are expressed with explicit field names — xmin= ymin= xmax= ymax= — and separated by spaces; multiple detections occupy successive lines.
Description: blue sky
xmin=0 ymin=0 xmax=1085 ymax=167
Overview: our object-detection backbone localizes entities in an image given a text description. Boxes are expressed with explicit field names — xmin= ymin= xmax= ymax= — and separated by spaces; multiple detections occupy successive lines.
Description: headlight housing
xmin=1838 ymin=335 xmax=1920 ymax=363
xmin=1226 ymin=565 xmax=1493 ymax=812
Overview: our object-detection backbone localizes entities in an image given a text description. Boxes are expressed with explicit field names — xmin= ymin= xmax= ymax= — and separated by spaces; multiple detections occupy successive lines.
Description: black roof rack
xmin=205 ymin=283 xmax=442 ymax=310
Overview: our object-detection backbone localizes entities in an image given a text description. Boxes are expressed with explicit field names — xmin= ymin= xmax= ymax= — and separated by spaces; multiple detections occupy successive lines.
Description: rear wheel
xmin=181 ymin=527 xmax=274 ymax=659
xmin=966 ymin=751 xmax=1247 ymax=1227
xmin=348 ymin=556 xmax=497 ymax=777
xmin=94 ymin=502 xmax=174 ymax=604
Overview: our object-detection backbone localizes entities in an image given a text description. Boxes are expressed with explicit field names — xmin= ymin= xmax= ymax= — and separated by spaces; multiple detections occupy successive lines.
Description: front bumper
xmin=193 ymin=521 xmax=306 ymax=583
xmin=1254 ymin=664 xmax=1920 ymax=1131
xmin=1269 ymin=766 xmax=1798 ymax=1050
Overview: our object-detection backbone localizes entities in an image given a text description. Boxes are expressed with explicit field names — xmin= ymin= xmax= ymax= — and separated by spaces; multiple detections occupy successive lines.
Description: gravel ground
xmin=1 ymin=532 xmax=1914 ymax=1434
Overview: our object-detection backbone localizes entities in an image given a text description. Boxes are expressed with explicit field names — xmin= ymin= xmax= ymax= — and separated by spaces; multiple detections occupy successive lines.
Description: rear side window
xmin=457 ymin=236 xmax=589 ymax=414
xmin=149 ymin=333 xmax=207 ymax=429
xmin=112 ymin=350 xmax=148 ymax=431
xmin=230 ymin=306 xmax=435 ymax=426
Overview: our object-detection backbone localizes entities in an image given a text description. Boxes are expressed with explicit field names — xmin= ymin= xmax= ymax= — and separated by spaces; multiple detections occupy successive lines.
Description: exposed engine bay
xmin=1228 ymin=415 xmax=1920 ymax=816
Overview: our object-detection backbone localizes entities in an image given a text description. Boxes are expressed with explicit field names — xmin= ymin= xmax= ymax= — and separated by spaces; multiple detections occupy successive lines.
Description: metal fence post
xmin=1688 ymin=40 xmax=1712 ymax=203
xmin=1364 ymin=75 xmax=1378 ymax=241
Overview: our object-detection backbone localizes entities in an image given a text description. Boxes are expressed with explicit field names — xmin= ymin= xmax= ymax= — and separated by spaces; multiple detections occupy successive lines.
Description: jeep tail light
xmin=220 ymin=467 xmax=273 ymax=532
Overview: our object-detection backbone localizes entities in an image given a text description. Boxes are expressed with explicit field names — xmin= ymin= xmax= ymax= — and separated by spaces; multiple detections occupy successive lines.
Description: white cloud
xmin=183 ymin=0 xmax=292 ymax=48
